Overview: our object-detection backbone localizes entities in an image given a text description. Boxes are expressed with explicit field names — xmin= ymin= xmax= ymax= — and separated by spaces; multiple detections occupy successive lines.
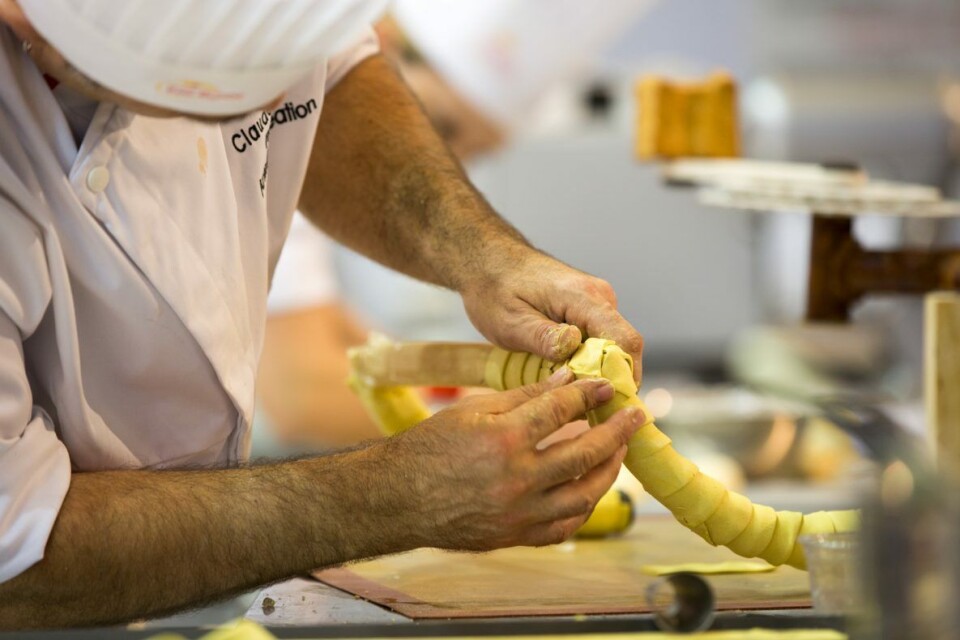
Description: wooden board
xmin=315 ymin=516 xmax=812 ymax=619
xmin=926 ymin=293 xmax=960 ymax=469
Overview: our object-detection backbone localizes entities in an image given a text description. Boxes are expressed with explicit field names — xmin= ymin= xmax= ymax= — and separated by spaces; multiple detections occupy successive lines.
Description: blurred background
xmin=258 ymin=0 xmax=960 ymax=510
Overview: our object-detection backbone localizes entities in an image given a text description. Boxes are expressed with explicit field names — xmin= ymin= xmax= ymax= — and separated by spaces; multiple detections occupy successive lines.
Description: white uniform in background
xmin=393 ymin=0 xmax=657 ymax=128
xmin=251 ymin=215 xmax=341 ymax=460
xmin=267 ymin=214 xmax=340 ymax=314
xmin=0 ymin=26 xmax=378 ymax=583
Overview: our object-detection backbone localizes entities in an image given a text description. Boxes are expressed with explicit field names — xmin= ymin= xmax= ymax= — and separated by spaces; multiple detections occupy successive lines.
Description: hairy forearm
xmin=300 ymin=54 xmax=532 ymax=292
xmin=0 ymin=444 xmax=415 ymax=629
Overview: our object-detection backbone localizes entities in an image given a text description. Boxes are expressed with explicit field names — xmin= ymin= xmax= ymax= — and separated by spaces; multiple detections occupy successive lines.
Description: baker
xmin=0 ymin=0 xmax=646 ymax=629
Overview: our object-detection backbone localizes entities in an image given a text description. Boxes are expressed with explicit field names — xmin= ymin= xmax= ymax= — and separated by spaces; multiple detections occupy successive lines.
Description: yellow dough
xmin=727 ymin=504 xmax=778 ymax=559
xmin=183 ymin=620 xmax=275 ymax=640
xmin=347 ymin=337 xmax=860 ymax=569
xmin=346 ymin=374 xmax=431 ymax=436
xmin=641 ymin=561 xmax=775 ymax=576
xmin=705 ymin=491 xmax=754 ymax=546
xmin=481 ymin=339 xmax=859 ymax=570
xmin=576 ymin=488 xmax=635 ymax=538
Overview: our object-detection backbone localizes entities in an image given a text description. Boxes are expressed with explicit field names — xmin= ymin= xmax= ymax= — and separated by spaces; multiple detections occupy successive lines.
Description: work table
xmin=4 ymin=481 xmax=855 ymax=639
xmin=3 ymin=576 xmax=843 ymax=639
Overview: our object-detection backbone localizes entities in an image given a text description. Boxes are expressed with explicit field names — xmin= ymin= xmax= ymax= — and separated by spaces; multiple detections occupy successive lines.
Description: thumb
xmin=516 ymin=313 xmax=583 ymax=363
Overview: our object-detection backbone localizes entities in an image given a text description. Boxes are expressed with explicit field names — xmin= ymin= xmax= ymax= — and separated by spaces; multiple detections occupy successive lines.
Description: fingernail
xmin=548 ymin=366 xmax=573 ymax=383
xmin=549 ymin=324 xmax=580 ymax=360
xmin=626 ymin=407 xmax=647 ymax=426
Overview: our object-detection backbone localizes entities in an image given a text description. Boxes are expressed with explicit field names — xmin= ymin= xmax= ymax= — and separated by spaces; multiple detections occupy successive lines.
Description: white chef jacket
xmin=0 ymin=25 xmax=379 ymax=583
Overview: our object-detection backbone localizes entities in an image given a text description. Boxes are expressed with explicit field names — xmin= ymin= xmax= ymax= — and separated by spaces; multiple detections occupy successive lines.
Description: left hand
xmin=461 ymin=251 xmax=645 ymax=385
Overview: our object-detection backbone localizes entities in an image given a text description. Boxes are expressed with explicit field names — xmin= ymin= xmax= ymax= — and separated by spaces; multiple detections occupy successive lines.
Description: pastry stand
xmin=637 ymin=71 xmax=960 ymax=464
xmin=664 ymin=158 xmax=960 ymax=466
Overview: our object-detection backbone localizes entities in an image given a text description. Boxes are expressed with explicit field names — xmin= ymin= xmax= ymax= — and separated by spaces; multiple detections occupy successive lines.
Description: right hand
xmin=382 ymin=368 xmax=647 ymax=551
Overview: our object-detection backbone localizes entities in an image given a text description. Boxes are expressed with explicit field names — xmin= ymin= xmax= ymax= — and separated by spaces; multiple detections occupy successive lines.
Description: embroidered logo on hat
xmin=156 ymin=80 xmax=244 ymax=104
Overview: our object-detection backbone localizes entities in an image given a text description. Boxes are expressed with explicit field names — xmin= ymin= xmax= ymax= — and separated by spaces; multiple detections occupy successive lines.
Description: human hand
xmin=461 ymin=251 xmax=645 ymax=384
xmin=380 ymin=369 xmax=646 ymax=551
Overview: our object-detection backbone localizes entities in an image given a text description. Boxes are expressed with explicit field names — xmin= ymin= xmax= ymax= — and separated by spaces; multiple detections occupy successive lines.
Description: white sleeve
xmin=325 ymin=25 xmax=381 ymax=92
xmin=267 ymin=213 xmax=340 ymax=314
xmin=0 ymin=309 xmax=71 ymax=584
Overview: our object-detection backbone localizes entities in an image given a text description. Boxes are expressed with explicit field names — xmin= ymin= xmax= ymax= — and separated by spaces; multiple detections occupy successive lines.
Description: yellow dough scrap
xmin=642 ymin=561 xmax=775 ymax=576
xmin=759 ymin=510 xmax=803 ymax=566
xmin=727 ymin=504 xmax=778 ymax=558
xmin=705 ymin=491 xmax=754 ymax=546
xmin=661 ymin=473 xmax=727 ymax=529
xmin=198 ymin=619 xmax=276 ymax=640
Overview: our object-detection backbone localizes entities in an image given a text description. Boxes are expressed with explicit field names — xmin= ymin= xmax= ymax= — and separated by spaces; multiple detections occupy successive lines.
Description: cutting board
xmin=315 ymin=516 xmax=812 ymax=619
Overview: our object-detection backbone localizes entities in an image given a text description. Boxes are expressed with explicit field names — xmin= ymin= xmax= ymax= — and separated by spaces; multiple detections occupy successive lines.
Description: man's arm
xmin=300 ymin=55 xmax=644 ymax=375
xmin=302 ymin=54 xmax=525 ymax=293
xmin=0 ymin=449 xmax=408 ymax=629
xmin=0 ymin=370 xmax=643 ymax=630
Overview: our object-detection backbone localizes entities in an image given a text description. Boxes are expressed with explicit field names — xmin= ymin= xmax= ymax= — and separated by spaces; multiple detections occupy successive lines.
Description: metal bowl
xmin=652 ymin=386 xmax=807 ymax=477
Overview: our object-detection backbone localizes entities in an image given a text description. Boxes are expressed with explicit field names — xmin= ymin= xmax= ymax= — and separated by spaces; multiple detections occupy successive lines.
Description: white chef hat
xmin=19 ymin=0 xmax=387 ymax=116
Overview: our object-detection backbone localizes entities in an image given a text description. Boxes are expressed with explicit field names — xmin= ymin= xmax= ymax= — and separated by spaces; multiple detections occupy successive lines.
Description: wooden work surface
xmin=315 ymin=516 xmax=812 ymax=620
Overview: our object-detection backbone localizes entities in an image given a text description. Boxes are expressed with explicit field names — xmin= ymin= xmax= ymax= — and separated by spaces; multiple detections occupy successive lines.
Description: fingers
xmin=505 ymin=377 xmax=616 ymax=445
xmin=541 ymin=274 xmax=644 ymax=386
xmin=545 ymin=322 xmax=584 ymax=362
xmin=469 ymin=367 xmax=576 ymax=414
xmin=532 ymin=445 xmax=627 ymax=524
xmin=504 ymin=308 xmax=583 ymax=363
xmin=534 ymin=407 xmax=645 ymax=489
xmin=523 ymin=514 xmax=589 ymax=547
xmin=521 ymin=453 xmax=623 ymax=546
